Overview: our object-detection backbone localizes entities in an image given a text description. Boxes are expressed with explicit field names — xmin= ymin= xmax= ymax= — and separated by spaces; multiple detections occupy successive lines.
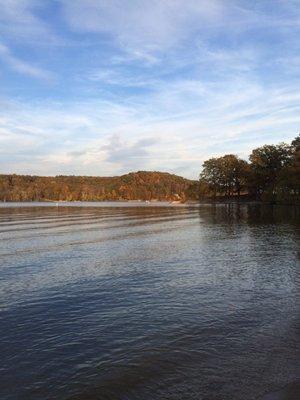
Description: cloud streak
xmin=1 ymin=76 xmax=299 ymax=177
xmin=61 ymin=0 xmax=223 ymax=55
xmin=0 ymin=42 xmax=53 ymax=80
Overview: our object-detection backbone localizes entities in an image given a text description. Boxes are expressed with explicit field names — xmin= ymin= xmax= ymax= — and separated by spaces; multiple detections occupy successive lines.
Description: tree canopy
xmin=200 ymin=155 xmax=249 ymax=197
xmin=199 ymin=135 xmax=299 ymax=204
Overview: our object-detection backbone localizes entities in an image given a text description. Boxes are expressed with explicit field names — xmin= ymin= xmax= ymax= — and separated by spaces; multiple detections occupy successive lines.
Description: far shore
xmin=0 ymin=199 xmax=298 ymax=206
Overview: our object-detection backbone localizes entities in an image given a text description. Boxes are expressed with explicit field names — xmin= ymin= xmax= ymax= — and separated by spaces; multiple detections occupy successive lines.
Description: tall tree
xmin=276 ymin=135 xmax=300 ymax=201
xmin=200 ymin=155 xmax=249 ymax=197
xmin=200 ymin=158 xmax=222 ymax=197
xmin=249 ymin=143 xmax=293 ymax=196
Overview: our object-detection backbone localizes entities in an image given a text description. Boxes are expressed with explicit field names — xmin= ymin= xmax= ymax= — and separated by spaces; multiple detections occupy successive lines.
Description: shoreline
xmin=0 ymin=199 xmax=299 ymax=207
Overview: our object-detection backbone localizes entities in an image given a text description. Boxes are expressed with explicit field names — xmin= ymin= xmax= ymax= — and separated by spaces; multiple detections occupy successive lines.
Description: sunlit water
xmin=0 ymin=202 xmax=299 ymax=400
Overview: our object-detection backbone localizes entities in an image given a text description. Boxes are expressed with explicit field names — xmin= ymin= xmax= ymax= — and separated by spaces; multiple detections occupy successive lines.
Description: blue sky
xmin=0 ymin=0 xmax=299 ymax=178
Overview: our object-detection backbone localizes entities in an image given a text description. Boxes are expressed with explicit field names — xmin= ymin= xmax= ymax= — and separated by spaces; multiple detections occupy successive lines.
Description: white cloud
xmin=1 ymin=74 xmax=299 ymax=177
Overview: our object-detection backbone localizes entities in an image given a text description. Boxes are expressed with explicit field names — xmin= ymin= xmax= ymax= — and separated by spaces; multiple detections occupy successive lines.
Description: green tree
xmin=276 ymin=135 xmax=300 ymax=203
xmin=200 ymin=158 xmax=222 ymax=197
xmin=200 ymin=154 xmax=249 ymax=197
xmin=249 ymin=143 xmax=293 ymax=197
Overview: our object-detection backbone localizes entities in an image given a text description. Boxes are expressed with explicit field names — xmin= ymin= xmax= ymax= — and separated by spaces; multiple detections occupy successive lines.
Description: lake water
xmin=0 ymin=203 xmax=299 ymax=400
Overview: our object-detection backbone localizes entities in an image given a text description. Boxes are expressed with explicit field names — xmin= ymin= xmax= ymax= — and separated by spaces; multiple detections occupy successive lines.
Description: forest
xmin=0 ymin=135 xmax=299 ymax=204
xmin=0 ymin=171 xmax=198 ymax=202
xmin=199 ymin=135 xmax=299 ymax=204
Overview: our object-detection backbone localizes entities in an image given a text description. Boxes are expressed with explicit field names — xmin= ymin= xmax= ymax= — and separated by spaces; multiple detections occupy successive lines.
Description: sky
xmin=0 ymin=0 xmax=299 ymax=178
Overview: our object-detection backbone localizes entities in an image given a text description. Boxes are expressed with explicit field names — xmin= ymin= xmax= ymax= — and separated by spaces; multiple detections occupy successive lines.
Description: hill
xmin=0 ymin=171 xmax=199 ymax=202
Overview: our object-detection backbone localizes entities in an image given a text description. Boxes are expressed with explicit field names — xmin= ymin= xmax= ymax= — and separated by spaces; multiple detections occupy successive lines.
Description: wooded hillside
xmin=0 ymin=171 xmax=198 ymax=202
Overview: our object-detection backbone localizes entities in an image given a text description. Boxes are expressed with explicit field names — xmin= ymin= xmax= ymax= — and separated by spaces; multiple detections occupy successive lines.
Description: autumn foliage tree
xmin=275 ymin=135 xmax=300 ymax=202
xmin=199 ymin=136 xmax=299 ymax=204
xmin=248 ymin=142 xmax=293 ymax=198
xmin=200 ymin=155 xmax=249 ymax=198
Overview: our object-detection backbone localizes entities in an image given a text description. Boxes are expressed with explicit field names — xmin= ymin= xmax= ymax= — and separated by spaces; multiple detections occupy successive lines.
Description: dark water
xmin=0 ymin=203 xmax=299 ymax=400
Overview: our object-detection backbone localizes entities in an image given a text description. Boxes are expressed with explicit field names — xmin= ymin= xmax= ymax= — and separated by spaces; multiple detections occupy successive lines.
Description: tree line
xmin=0 ymin=136 xmax=299 ymax=204
xmin=199 ymin=135 xmax=299 ymax=204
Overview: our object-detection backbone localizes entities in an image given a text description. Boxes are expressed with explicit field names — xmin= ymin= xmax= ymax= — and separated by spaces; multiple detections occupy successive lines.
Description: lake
xmin=0 ymin=203 xmax=299 ymax=400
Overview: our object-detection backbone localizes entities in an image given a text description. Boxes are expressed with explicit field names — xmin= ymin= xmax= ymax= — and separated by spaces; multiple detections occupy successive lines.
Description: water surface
xmin=0 ymin=203 xmax=299 ymax=400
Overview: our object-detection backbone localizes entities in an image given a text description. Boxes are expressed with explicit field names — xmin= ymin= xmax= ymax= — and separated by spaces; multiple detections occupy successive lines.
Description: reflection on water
xmin=0 ymin=203 xmax=299 ymax=400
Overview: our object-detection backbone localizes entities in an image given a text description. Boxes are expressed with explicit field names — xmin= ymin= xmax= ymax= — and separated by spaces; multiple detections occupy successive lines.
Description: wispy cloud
xmin=0 ymin=42 xmax=54 ymax=80
xmin=61 ymin=0 xmax=223 ymax=54
xmin=0 ymin=1 xmax=299 ymax=177
xmin=86 ymin=68 xmax=159 ymax=88
xmin=0 ymin=0 xmax=61 ymax=44
xmin=1 ymin=75 xmax=299 ymax=177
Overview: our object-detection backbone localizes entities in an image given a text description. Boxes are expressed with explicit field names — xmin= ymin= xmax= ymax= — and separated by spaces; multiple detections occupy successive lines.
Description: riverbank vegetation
xmin=0 ymin=136 xmax=299 ymax=204
xmin=199 ymin=135 xmax=299 ymax=204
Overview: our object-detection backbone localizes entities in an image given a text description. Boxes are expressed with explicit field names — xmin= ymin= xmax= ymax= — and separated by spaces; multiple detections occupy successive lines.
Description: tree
xmin=200 ymin=157 xmax=222 ymax=197
xmin=291 ymin=134 xmax=300 ymax=150
xmin=200 ymin=155 xmax=249 ymax=197
xmin=276 ymin=135 xmax=300 ymax=202
xmin=249 ymin=143 xmax=293 ymax=197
